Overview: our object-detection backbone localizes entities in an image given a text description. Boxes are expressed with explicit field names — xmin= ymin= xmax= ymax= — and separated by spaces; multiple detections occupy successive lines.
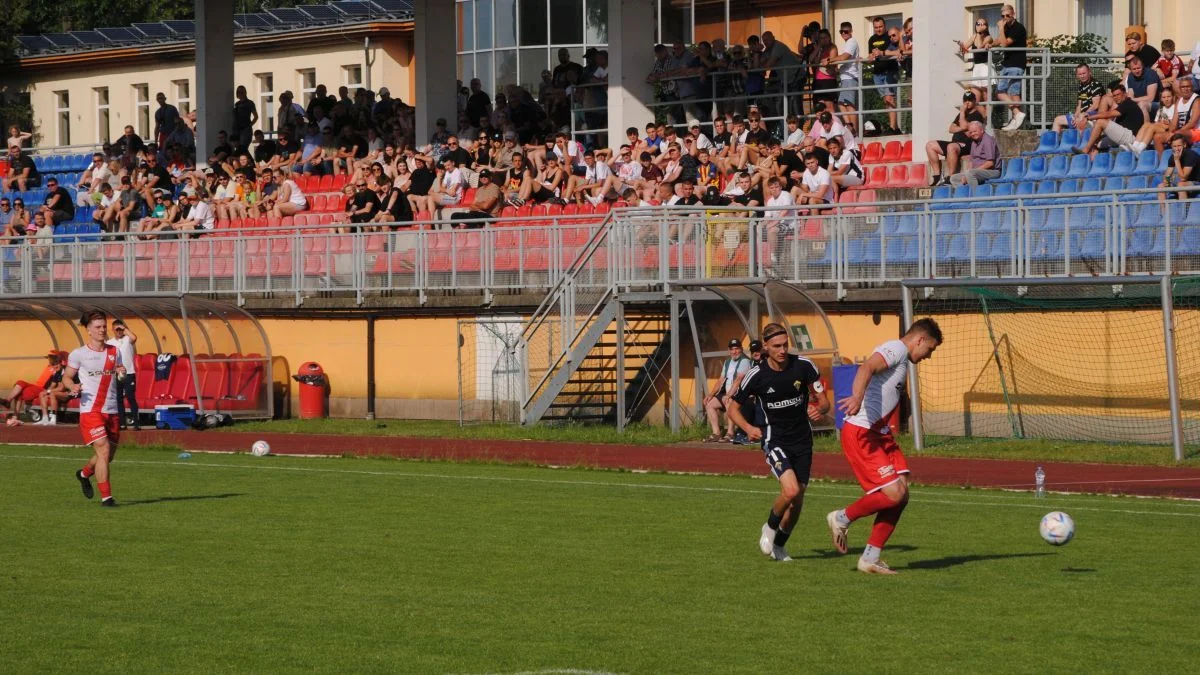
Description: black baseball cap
xmin=728 ymin=339 xmax=742 ymax=348
xmin=749 ymin=340 xmax=763 ymax=352
xmin=478 ymin=169 xmax=492 ymax=180
xmin=963 ymin=91 xmax=977 ymax=102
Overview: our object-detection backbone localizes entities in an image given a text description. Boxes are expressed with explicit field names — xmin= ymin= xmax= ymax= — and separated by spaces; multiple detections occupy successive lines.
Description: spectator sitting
xmin=793 ymin=152 xmax=834 ymax=207
xmin=528 ymin=155 xmax=567 ymax=205
xmin=39 ymin=177 xmax=75 ymax=228
xmin=269 ymin=168 xmax=308 ymax=219
xmin=826 ymin=137 xmax=865 ymax=191
xmin=405 ymin=154 xmax=436 ymax=215
xmin=1161 ymin=133 xmax=1198 ymax=202
xmin=563 ymin=150 xmax=612 ymax=206
xmin=1154 ymin=39 xmax=1187 ymax=95
xmin=1 ymin=350 xmax=65 ymax=419
xmin=2 ymin=197 xmax=29 ymax=239
xmin=175 ymin=189 xmax=216 ymax=235
xmin=927 ymin=91 xmax=988 ymax=186
xmin=1125 ymin=54 xmax=1162 ymax=122
xmin=5 ymin=144 xmax=39 ymax=191
xmin=76 ymin=153 xmax=114 ymax=207
xmin=808 ymin=110 xmax=858 ymax=153
xmin=346 ymin=178 xmax=382 ymax=227
xmin=451 ymin=170 xmax=503 ymax=227
xmin=783 ymin=116 xmax=805 ymax=149
xmin=950 ymin=121 xmax=1001 ymax=187
xmin=1078 ymin=82 xmax=1145 ymax=156
xmin=1052 ymin=63 xmax=1106 ymax=133
xmin=0 ymin=197 xmax=12 ymax=238
xmin=1125 ymin=31 xmax=1161 ymax=77
xmin=92 ymin=183 xmax=118 ymax=231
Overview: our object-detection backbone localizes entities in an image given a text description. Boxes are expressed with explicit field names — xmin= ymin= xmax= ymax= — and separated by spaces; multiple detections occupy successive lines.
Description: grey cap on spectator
xmin=378 ymin=87 xmax=390 ymax=96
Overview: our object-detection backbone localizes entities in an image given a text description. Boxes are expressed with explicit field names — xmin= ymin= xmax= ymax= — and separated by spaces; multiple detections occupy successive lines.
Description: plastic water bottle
xmin=1034 ymin=466 xmax=1046 ymax=498
xmin=177 ymin=451 xmax=192 ymax=460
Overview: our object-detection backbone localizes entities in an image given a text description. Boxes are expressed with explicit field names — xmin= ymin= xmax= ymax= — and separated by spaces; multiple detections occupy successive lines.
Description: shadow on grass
xmin=1061 ymin=567 xmax=1096 ymax=573
xmin=904 ymin=551 xmax=1055 ymax=570
xmin=792 ymin=544 xmax=918 ymax=560
xmin=121 ymin=493 xmax=245 ymax=507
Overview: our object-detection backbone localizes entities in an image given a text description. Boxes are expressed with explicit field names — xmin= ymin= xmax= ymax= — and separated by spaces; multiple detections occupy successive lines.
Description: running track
xmin=4 ymin=426 xmax=1199 ymax=498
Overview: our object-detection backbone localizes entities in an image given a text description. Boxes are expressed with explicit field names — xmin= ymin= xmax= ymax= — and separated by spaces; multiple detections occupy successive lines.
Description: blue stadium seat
xmin=940 ymin=234 xmax=969 ymax=261
xmin=1035 ymin=179 xmax=1058 ymax=198
xmin=1028 ymin=131 xmax=1059 ymax=155
xmin=1132 ymin=203 xmax=1162 ymax=227
xmin=1183 ymin=200 xmax=1200 ymax=226
xmin=1111 ymin=151 xmax=1136 ymax=175
xmin=894 ymin=213 xmax=920 ymax=235
xmin=979 ymin=209 xmax=1015 ymax=233
xmin=1045 ymin=154 xmax=1071 ymax=180
xmin=1054 ymin=128 xmax=1081 ymax=154
xmin=971 ymin=184 xmax=994 ymax=200
xmin=1164 ymin=201 xmax=1190 ymax=226
xmin=1174 ymin=228 xmax=1200 ymax=255
xmin=1027 ymin=208 xmax=1049 ymax=230
xmin=1102 ymin=176 xmax=1126 ymax=192
xmin=930 ymin=185 xmax=952 ymax=209
xmin=75 ymin=153 xmax=90 ymax=170
xmin=1031 ymin=231 xmax=1062 ymax=260
xmin=1044 ymin=207 xmax=1068 ymax=230
xmin=1088 ymin=153 xmax=1114 ymax=177
xmin=1051 ymin=179 xmax=1080 ymax=204
xmin=1067 ymin=205 xmax=1104 ymax=230
xmin=983 ymin=232 xmax=1013 ymax=260
xmin=1015 ymin=181 xmax=1036 ymax=197
xmin=1126 ymin=228 xmax=1156 ymax=257
xmin=1023 ymin=155 xmax=1048 ymax=181
xmin=1120 ymin=175 xmax=1152 ymax=201
xmin=995 ymin=156 xmax=1025 ymax=183
xmin=935 ymin=212 xmax=961 ymax=233
xmin=1074 ymin=229 xmax=1106 ymax=259
xmin=1156 ymin=151 xmax=1172 ymax=172
xmin=1134 ymin=150 xmax=1159 ymax=175
xmin=990 ymin=182 xmax=1016 ymax=206
xmin=951 ymin=184 xmax=971 ymax=201
xmin=1064 ymin=153 xmax=1091 ymax=179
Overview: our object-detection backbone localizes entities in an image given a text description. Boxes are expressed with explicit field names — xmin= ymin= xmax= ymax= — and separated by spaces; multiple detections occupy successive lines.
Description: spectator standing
xmin=829 ymin=22 xmax=862 ymax=133
xmin=1052 ymin=64 xmax=1105 ymax=132
xmin=950 ymin=121 xmax=1001 ymax=187
xmin=926 ymin=92 xmax=988 ymax=186
xmin=867 ymin=17 xmax=901 ymax=135
xmin=106 ymin=320 xmax=139 ymax=430
xmin=760 ymin=31 xmax=802 ymax=117
xmin=900 ymin=18 xmax=914 ymax=80
xmin=466 ymin=79 xmax=491 ymax=128
xmin=994 ymin=4 xmax=1028 ymax=130
xmin=232 ymin=85 xmax=259 ymax=150
xmin=667 ymin=42 xmax=707 ymax=124
xmin=1125 ymin=32 xmax=1161 ymax=75
xmin=959 ymin=18 xmax=994 ymax=107
xmin=6 ymin=125 xmax=32 ymax=148
xmin=810 ymin=29 xmax=841 ymax=114
xmin=1125 ymin=55 xmax=1162 ymax=122
xmin=153 ymin=93 xmax=180 ymax=148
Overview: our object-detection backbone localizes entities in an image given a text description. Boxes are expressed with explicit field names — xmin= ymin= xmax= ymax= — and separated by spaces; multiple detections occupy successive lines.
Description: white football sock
xmin=836 ymin=509 xmax=851 ymax=527
xmin=861 ymin=544 xmax=881 ymax=563
xmin=1131 ymin=141 xmax=1147 ymax=153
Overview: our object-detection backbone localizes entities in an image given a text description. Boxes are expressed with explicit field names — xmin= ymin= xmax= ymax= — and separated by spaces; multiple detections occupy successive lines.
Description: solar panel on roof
xmin=163 ymin=20 xmax=195 ymax=37
xmin=297 ymin=4 xmax=341 ymax=20
xmin=97 ymin=27 xmax=141 ymax=43
xmin=133 ymin=23 xmax=174 ymax=40
xmin=267 ymin=7 xmax=310 ymax=26
xmin=70 ymin=31 xmax=110 ymax=46
xmin=16 ymin=35 xmax=53 ymax=52
xmin=371 ymin=0 xmax=414 ymax=12
xmin=335 ymin=1 xmax=377 ymax=17
xmin=234 ymin=13 xmax=276 ymax=30
xmin=43 ymin=33 xmax=83 ymax=48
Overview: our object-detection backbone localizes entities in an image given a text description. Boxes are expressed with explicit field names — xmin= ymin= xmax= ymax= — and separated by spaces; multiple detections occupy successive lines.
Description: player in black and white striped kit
xmin=727 ymin=323 xmax=830 ymax=561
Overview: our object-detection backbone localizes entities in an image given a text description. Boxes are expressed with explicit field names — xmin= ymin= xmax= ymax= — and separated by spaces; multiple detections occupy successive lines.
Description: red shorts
xmin=15 ymin=380 xmax=43 ymax=403
xmin=841 ymin=423 xmax=910 ymax=493
xmin=80 ymin=412 xmax=120 ymax=447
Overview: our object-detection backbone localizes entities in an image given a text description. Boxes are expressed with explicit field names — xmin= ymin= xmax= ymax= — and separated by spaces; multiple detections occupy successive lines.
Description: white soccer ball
xmin=251 ymin=440 xmax=271 ymax=457
xmin=1039 ymin=511 xmax=1075 ymax=546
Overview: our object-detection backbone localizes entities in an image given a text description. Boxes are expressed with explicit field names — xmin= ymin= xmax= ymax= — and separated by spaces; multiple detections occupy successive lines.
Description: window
xmin=868 ymin=13 xmax=904 ymax=33
xmin=658 ymin=0 xmax=692 ymax=45
xmin=174 ymin=79 xmax=191 ymax=116
xmin=971 ymin=5 xmax=1004 ymax=40
xmin=1079 ymin=0 xmax=1113 ymax=50
xmin=518 ymin=0 xmax=545 ymax=46
xmin=298 ymin=68 xmax=317 ymax=106
xmin=134 ymin=84 xmax=150 ymax=139
xmin=95 ymin=87 xmax=110 ymax=143
xmin=342 ymin=65 xmax=363 ymax=89
xmin=257 ymin=73 xmax=275 ymax=132
xmin=55 ymin=90 xmax=70 ymax=146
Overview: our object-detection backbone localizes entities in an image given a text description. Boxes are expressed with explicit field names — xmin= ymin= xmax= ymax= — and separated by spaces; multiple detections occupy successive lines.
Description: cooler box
xmin=155 ymin=404 xmax=196 ymax=430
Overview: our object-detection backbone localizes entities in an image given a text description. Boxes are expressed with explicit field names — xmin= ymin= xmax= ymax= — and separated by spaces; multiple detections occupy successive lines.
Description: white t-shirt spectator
xmin=832 ymin=149 xmax=864 ymax=181
xmin=809 ymin=118 xmax=858 ymax=152
xmin=801 ymin=167 xmax=833 ymax=202
xmin=785 ymin=128 xmax=806 ymax=147
xmin=190 ymin=200 xmax=216 ymax=230
xmin=554 ymin=140 xmax=585 ymax=169
xmin=442 ymin=168 xmax=465 ymax=198
xmin=840 ymin=37 xmax=861 ymax=82
xmin=692 ymin=133 xmax=713 ymax=151
xmin=584 ymin=161 xmax=611 ymax=183
xmin=105 ymin=334 xmax=136 ymax=374
xmin=765 ymin=190 xmax=797 ymax=226
xmin=98 ymin=193 xmax=119 ymax=209
xmin=617 ymin=160 xmax=643 ymax=183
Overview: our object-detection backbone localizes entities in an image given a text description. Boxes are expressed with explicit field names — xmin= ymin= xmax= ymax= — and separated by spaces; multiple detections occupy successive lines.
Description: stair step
xmin=592 ymin=341 xmax=665 ymax=348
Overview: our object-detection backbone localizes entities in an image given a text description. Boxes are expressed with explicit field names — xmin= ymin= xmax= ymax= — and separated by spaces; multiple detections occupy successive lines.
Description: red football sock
xmin=867 ymin=503 xmax=907 ymax=548
xmin=98 ymin=481 xmax=112 ymax=499
xmin=845 ymin=490 xmax=899 ymax=522
xmin=80 ymin=466 xmax=94 ymax=479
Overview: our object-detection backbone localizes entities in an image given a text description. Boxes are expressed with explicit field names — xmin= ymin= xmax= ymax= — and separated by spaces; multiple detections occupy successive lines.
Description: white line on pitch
xmin=3 ymin=452 xmax=1199 ymax=519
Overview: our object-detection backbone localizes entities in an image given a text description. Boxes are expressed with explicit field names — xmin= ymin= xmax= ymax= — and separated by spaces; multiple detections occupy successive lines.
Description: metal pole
xmin=669 ymin=296 xmax=681 ymax=433
xmin=1161 ymin=275 xmax=1184 ymax=462
xmin=901 ymin=285 xmax=925 ymax=451
xmin=366 ymin=315 xmax=376 ymax=421
xmin=615 ymin=299 xmax=626 ymax=432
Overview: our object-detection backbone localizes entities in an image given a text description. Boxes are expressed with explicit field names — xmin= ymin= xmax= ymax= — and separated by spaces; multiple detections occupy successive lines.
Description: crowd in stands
xmin=3 ymin=7 xmax=1200 ymax=252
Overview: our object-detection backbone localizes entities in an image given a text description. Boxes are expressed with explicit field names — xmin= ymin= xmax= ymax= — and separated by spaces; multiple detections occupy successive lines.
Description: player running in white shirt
xmin=828 ymin=318 xmax=942 ymax=574
xmin=66 ymin=309 xmax=127 ymax=507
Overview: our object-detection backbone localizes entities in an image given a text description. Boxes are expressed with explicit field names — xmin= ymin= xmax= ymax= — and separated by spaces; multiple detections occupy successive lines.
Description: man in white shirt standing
xmin=828 ymin=22 xmax=862 ymax=134
xmin=106 ymin=319 xmax=139 ymax=430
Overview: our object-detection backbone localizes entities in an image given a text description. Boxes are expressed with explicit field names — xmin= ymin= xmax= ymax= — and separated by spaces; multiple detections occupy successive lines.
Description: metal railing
xmin=2 ymin=187 xmax=1197 ymax=305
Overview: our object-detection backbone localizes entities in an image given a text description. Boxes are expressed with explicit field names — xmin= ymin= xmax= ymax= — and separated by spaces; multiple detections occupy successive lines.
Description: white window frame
xmin=342 ymin=64 xmax=363 ymax=89
xmin=55 ymin=90 xmax=71 ymax=146
xmin=95 ymin=86 xmax=110 ymax=144
xmin=298 ymin=68 xmax=317 ymax=106
xmin=257 ymin=73 xmax=275 ymax=132
xmin=174 ymin=79 xmax=191 ymax=116
xmin=134 ymin=84 xmax=151 ymax=140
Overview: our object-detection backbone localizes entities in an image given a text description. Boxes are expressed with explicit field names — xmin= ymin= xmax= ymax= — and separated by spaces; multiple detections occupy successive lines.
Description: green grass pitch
xmin=2 ymin=443 xmax=1197 ymax=673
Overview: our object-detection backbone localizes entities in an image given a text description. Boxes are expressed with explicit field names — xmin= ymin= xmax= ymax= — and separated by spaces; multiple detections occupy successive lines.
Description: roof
xmin=16 ymin=1 xmax=414 ymax=58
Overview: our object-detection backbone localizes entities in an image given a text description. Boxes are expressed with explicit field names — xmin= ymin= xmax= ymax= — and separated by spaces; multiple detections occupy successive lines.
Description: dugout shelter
xmin=0 ymin=294 xmax=273 ymax=419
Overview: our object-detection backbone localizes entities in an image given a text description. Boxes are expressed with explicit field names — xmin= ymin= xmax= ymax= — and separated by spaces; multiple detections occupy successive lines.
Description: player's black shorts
xmin=762 ymin=442 xmax=813 ymax=484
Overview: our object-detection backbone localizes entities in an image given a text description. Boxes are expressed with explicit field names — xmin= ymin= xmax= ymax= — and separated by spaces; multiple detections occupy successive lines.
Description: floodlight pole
xmin=1161 ymin=276 xmax=1185 ymax=462
xmin=901 ymin=284 xmax=925 ymax=451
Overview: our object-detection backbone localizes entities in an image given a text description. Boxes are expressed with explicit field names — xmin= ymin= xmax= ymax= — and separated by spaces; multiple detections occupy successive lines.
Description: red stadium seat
xmin=888 ymin=164 xmax=909 ymax=186
xmin=310 ymin=194 xmax=328 ymax=212
xmin=901 ymin=140 xmax=913 ymax=162
xmin=906 ymin=163 xmax=928 ymax=187
xmin=869 ymin=165 xmax=889 ymax=187
xmin=318 ymin=174 xmax=334 ymax=192
xmin=882 ymin=141 xmax=902 ymax=163
xmin=862 ymin=142 xmax=883 ymax=164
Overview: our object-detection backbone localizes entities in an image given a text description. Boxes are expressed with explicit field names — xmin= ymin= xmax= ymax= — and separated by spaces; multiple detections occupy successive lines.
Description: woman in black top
xmin=959 ymin=18 xmax=994 ymax=105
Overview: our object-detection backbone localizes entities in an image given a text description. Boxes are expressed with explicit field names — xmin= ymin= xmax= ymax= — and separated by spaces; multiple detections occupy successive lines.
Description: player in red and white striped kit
xmin=827 ymin=318 xmax=942 ymax=574
xmin=65 ymin=309 xmax=127 ymax=507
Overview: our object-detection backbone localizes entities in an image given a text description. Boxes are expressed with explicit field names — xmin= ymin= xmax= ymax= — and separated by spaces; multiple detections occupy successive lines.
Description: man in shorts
xmin=995 ymin=4 xmax=1029 ymax=130
xmin=66 ymin=309 xmax=127 ymax=507
xmin=727 ymin=323 xmax=830 ymax=561
xmin=827 ymin=318 xmax=942 ymax=574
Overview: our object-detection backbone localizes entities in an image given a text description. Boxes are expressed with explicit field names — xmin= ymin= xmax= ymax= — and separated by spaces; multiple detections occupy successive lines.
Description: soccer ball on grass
xmin=251 ymin=440 xmax=271 ymax=457
xmin=1039 ymin=511 xmax=1075 ymax=546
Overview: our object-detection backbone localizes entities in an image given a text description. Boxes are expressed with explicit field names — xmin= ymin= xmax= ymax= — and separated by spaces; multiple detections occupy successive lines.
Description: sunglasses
xmin=839 ymin=29 xmax=850 ymax=34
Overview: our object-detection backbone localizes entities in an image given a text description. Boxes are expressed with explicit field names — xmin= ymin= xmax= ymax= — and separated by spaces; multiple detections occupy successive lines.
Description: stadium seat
xmin=1053 ymin=128 xmax=1081 ymax=154
xmin=1111 ymin=150 xmax=1136 ymax=175
xmin=1015 ymin=181 xmax=1036 ymax=198
xmin=862 ymin=142 xmax=883 ymax=164
xmin=1028 ymin=131 xmax=1059 ymax=155
xmin=1174 ymin=227 xmax=1200 ymax=256
xmin=951 ymin=183 xmax=970 ymax=201
xmin=1126 ymin=228 xmax=1158 ymax=257
xmin=900 ymin=140 xmax=913 ymax=162
xmin=1043 ymin=154 xmax=1070 ymax=180
xmin=995 ymin=156 xmax=1025 ymax=182
xmin=1022 ymin=155 xmax=1048 ymax=181
xmin=979 ymin=209 xmax=1015 ymax=233
xmin=1134 ymin=150 xmax=1159 ymax=175
xmin=1074 ymin=229 xmax=1105 ymax=259
xmin=1183 ymin=200 xmax=1200 ymax=226
xmin=881 ymin=141 xmax=902 ymax=162
xmin=887 ymin=165 xmax=909 ymax=187
xmin=1064 ymin=153 xmax=1091 ymax=179
xmin=1050 ymin=179 xmax=1080 ymax=204
xmin=1087 ymin=153 xmax=1113 ymax=177
xmin=869 ymin=165 xmax=888 ymax=187
xmin=983 ymin=232 xmax=1013 ymax=260
xmin=1120 ymin=175 xmax=1152 ymax=201
xmin=1031 ymin=231 xmax=1063 ymax=260
xmin=905 ymin=164 xmax=927 ymax=187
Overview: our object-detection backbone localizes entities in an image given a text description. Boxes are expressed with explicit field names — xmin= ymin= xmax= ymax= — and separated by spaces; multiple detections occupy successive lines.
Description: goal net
xmin=904 ymin=277 xmax=1200 ymax=452
xmin=457 ymin=318 xmax=523 ymax=425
